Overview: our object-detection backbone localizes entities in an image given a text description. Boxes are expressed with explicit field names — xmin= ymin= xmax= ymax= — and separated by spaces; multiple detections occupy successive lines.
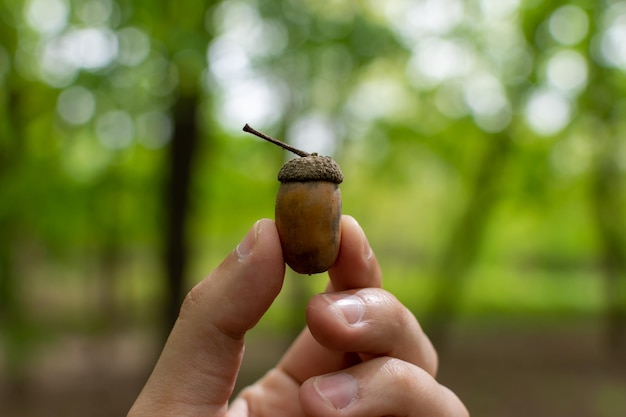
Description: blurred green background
xmin=1 ymin=0 xmax=626 ymax=416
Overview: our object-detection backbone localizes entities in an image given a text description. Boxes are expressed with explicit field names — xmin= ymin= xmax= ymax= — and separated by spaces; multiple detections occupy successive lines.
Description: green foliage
xmin=1 ymin=0 xmax=626 ymax=364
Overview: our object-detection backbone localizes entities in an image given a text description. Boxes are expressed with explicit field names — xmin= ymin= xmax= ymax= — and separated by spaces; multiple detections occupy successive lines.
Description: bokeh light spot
xmin=77 ymin=0 xmax=113 ymax=26
xmin=463 ymin=73 xmax=509 ymax=117
xmin=67 ymin=28 xmax=119 ymax=70
xmin=408 ymin=37 xmax=474 ymax=87
xmin=525 ymin=88 xmax=571 ymax=136
xmin=549 ymin=5 xmax=589 ymax=45
xmin=39 ymin=27 xmax=119 ymax=86
xmin=546 ymin=49 xmax=588 ymax=94
xmin=25 ymin=0 xmax=69 ymax=36
xmin=116 ymin=27 xmax=151 ymax=67
xmin=216 ymin=76 xmax=287 ymax=132
xmin=480 ymin=0 xmax=520 ymax=19
xmin=96 ymin=110 xmax=135 ymax=149
xmin=287 ymin=113 xmax=339 ymax=157
xmin=599 ymin=14 xmax=626 ymax=69
xmin=394 ymin=0 xmax=464 ymax=39
xmin=57 ymin=86 xmax=96 ymax=126
xmin=347 ymin=78 xmax=412 ymax=121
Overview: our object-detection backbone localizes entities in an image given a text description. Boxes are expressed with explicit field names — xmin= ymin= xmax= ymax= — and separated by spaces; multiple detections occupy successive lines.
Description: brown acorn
xmin=243 ymin=124 xmax=343 ymax=275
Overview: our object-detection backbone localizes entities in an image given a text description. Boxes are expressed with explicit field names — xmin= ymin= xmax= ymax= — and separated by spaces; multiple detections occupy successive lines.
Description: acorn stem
xmin=243 ymin=124 xmax=310 ymax=158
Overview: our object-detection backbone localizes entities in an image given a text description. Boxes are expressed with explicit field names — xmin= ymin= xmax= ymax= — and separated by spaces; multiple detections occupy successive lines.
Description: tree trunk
xmin=163 ymin=93 xmax=200 ymax=334
xmin=0 ymin=75 xmax=28 ymax=398
xmin=579 ymin=7 xmax=626 ymax=356
xmin=590 ymin=137 xmax=626 ymax=357
xmin=424 ymin=132 xmax=511 ymax=348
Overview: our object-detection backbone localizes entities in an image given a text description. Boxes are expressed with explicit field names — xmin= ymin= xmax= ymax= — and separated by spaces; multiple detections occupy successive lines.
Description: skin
xmin=128 ymin=216 xmax=469 ymax=417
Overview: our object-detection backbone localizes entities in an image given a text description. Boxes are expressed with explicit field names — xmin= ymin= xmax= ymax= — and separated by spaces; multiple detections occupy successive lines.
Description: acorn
xmin=243 ymin=124 xmax=343 ymax=275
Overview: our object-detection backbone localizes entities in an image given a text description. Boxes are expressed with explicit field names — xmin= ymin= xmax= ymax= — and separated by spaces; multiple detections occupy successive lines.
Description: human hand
xmin=128 ymin=216 xmax=468 ymax=417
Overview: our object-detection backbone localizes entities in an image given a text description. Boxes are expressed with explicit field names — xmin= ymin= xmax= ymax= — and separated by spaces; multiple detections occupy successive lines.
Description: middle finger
xmin=306 ymin=288 xmax=438 ymax=376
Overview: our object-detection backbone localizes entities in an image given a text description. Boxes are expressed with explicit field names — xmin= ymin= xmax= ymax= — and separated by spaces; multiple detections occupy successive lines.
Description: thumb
xmin=128 ymin=219 xmax=285 ymax=417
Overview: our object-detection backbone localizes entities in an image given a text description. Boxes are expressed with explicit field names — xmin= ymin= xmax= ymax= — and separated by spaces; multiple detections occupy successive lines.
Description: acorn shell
xmin=275 ymin=182 xmax=342 ymax=274
xmin=275 ymin=155 xmax=343 ymax=275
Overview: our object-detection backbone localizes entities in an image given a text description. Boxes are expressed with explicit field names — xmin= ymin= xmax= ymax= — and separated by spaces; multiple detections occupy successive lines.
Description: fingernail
xmin=351 ymin=217 xmax=373 ymax=261
xmin=314 ymin=373 xmax=358 ymax=410
xmin=361 ymin=227 xmax=373 ymax=261
xmin=323 ymin=294 xmax=365 ymax=326
xmin=236 ymin=221 xmax=259 ymax=261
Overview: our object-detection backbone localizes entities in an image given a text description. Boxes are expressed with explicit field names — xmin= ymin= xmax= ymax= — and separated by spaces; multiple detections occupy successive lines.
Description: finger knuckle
xmin=179 ymin=280 xmax=207 ymax=321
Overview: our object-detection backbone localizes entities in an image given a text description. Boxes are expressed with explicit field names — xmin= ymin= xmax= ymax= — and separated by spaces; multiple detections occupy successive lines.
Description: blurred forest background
xmin=1 ymin=0 xmax=626 ymax=416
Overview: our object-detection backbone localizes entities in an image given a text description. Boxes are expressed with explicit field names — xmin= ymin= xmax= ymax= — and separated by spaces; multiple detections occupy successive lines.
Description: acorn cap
xmin=278 ymin=155 xmax=344 ymax=184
